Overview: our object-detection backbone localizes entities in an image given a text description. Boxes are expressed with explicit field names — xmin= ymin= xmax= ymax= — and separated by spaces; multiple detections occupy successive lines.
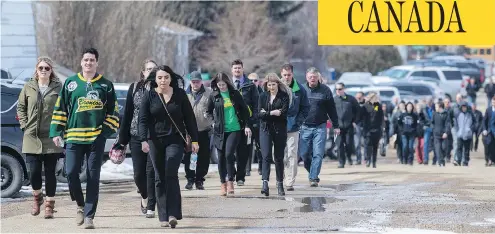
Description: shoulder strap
xmin=157 ymin=93 xmax=187 ymax=143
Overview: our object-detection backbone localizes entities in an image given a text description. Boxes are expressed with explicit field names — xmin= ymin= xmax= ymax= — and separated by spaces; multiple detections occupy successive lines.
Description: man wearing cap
xmin=184 ymin=71 xmax=213 ymax=190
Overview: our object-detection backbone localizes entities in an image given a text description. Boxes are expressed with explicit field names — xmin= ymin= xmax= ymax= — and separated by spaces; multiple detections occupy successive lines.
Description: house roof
xmin=159 ymin=19 xmax=203 ymax=38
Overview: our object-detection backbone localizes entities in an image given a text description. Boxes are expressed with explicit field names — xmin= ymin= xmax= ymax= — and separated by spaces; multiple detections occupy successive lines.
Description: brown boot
xmin=31 ymin=192 xmax=44 ymax=216
xmin=44 ymin=200 xmax=55 ymax=219
xmin=220 ymin=183 xmax=227 ymax=196
xmin=226 ymin=181 xmax=234 ymax=195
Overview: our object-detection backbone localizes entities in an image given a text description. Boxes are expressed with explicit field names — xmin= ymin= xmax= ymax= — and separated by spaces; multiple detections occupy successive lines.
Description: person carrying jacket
xmin=230 ymin=59 xmax=259 ymax=186
xmin=280 ymin=64 xmax=310 ymax=191
xmin=361 ymin=92 xmax=383 ymax=168
xmin=17 ymin=57 xmax=62 ymax=219
xmin=454 ymin=102 xmax=474 ymax=166
xmin=398 ymin=102 xmax=418 ymax=165
xmin=333 ymin=82 xmax=360 ymax=168
xmin=184 ymin=71 xmax=213 ymax=190
xmin=206 ymin=72 xmax=251 ymax=196
xmin=431 ymin=102 xmax=451 ymax=167
xmin=118 ymin=59 xmax=157 ymax=218
xmin=258 ymin=73 xmax=291 ymax=196
xmin=49 ymin=48 xmax=119 ymax=229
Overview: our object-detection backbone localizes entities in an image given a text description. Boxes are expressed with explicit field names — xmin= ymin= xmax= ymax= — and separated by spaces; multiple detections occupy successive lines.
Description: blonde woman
xmin=361 ymin=92 xmax=384 ymax=168
xmin=258 ymin=73 xmax=291 ymax=196
xmin=17 ymin=57 xmax=63 ymax=218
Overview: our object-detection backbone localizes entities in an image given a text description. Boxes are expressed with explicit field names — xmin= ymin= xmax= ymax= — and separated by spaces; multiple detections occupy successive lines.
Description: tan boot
xmin=227 ymin=181 xmax=234 ymax=195
xmin=44 ymin=200 xmax=55 ymax=219
xmin=220 ymin=183 xmax=227 ymax=196
xmin=31 ymin=192 xmax=44 ymax=216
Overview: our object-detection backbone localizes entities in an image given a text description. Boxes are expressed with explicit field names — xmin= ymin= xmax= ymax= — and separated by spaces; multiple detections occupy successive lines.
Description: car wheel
xmin=56 ymin=157 xmax=88 ymax=184
xmin=1 ymin=153 xmax=24 ymax=198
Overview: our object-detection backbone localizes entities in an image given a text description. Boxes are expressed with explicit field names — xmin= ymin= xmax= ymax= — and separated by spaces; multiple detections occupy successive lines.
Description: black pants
xmin=129 ymin=136 xmax=156 ymax=210
xmin=218 ymin=131 xmax=241 ymax=183
xmin=260 ymin=128 xmax=287 ymax=182
xmin=26 ymin=153 xmax=59 ymax=197
xmin=485 ymin=137 xmax=495 ymax=163
xmin=338 ymin=127 xmax=354 ymax=166
xmin=365 ymin=133 xmax=380 ymax=164
xmin=235 ymin=131 xmax=251 ymax=182
xmin=65 ymin=136 xmax=105 ymax=218
xmin=184 ymin=130 xmax=211 ymax=182
xmin=395 ymin=135 xmax=402 ymax=160
xmin=456 ymin=138 xmax=471 ymax=165
xmin=446 ymin=133 xmax=453 ymax=161
xmin=148 ymin=135 xmax=184 ymax=222
xmin=434 ymin=137 xmax=447 ymax=165
xmin=246 ymin=126 xmax=262 ymax=173
xmin=471 ymin=131 xmax=480 ymax=151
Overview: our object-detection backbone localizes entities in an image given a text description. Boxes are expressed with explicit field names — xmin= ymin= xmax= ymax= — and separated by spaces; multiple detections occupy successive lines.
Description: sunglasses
xmin=38 ymin=66 xmax=51 ymax=72
xmin=252 ymin=79 xmax=258 ymax=82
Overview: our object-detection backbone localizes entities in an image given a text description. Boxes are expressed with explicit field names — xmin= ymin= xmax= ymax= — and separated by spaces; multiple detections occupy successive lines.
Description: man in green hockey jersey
xmin=50 ymin=48 xmax=119 ymax=229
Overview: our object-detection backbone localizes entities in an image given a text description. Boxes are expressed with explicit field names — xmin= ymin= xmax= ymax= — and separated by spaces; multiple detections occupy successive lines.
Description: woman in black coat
xmin=206 ymin=72 xmax=251 ymax=196
xmin=362 ymin=92 xmax=384 ymax=168
xmin=258 ymin=73 xmax=291 ymax=196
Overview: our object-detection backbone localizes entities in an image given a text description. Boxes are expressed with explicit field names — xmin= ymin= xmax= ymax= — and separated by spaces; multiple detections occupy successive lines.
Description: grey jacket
xmin=456 ymin=111 xmax=473 ymax=140
xmin=186 ymin=85 xmax=213 ymax=132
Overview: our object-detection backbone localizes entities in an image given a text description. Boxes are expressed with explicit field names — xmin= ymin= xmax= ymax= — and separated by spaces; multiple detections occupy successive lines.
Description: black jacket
xmin=258 ymin=90 xmax=290 ymax=134
xmin=431 ymin=111 xmax=450 ymax=138
xmin=485 ymin=84 xmax=495 ymax=99
xmin=207 ymin=88 xmax=250 ymax=150
xmin=236 ymin=75 xmax=259 ymax=127
xmin=473 ymin=109 xmax=483 ymax=133
xmin=466 ymin=83 xmax=480 ymax=98
xmin=362 ymin=102 xmax=383 ymax=136
xmin=417 ymin=111 xmax=426 ymax=137
xmin=333 ymin=94 xmax=360 ymax=130
xmin=398 ymin=112 xmax=418 ymax=136
xmin=138 ymin=88 xmax=199 ymax=142
xmin=303 ymin=83 xmax=339 ymax=128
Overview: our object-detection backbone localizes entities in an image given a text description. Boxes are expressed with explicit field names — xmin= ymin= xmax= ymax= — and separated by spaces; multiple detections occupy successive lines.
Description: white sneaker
xmin=146 ymin=210 xmax=155 ymax=218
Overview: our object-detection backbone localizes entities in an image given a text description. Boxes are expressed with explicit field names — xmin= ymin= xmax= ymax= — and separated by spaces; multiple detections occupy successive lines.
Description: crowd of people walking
xmin=15 ymin=48 xmax=495 ymax=229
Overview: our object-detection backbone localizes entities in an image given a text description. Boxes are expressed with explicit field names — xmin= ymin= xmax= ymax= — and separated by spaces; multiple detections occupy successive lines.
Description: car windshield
xmin=442 ymin=71 xmax=463 ymax=80
xmin=381 ymin=69 xmax=409 ymax=79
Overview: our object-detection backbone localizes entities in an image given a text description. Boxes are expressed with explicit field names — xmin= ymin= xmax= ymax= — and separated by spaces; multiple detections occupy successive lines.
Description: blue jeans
xmin=423 ymin=129 xmax=437 ymax=164
xmin=299 ymin=123 xmax=327 ymax=182
xmin=354 ymin=126 xmax=363 ymax=162
xmin=401 ymin=135 xmax=415 ymax=164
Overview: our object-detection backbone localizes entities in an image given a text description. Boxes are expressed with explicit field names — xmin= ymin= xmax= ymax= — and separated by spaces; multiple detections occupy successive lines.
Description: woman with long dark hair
xmin=118 ymin=59 xmax=157 ymax=217
xmin=17 ymin=57 xmax=62 ymax=218
xmin=398 ymin=102 xmax=419 ymax=165
xmin=206 ymin=72 xmax=251 ymax=196
xmin=258 ymin=73 xmax=291 ymax=196
xmin=138 ymin=65 xmax=199 ymax=228
xmin=362 ymin=92 xmax=384 ymax=168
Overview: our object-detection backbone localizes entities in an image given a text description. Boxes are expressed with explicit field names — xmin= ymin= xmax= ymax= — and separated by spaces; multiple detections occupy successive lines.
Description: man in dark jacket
xmin=431 ymin=102 xmax=450 ymax=166
xmin=422 ymin=97 xmax=436 ymax=165
xmin=231 ymin=59 xmax=259 ymax=186
xmin=471 ymin=103 xmax=483 ymax=152
xmin=484 ymin=77 xmax=495 ymax=104
xmin=333 ymin=82 xmax=360 ymax=168
xmin=300 ymin=67 xmax=339 ymax=187
xmin=280 ymin=64 xmax=310 ymax=191
xmin=482 ymin=97 xmax=495 ymax=166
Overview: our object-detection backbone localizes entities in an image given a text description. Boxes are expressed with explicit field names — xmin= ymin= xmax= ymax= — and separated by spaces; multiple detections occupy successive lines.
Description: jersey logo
xmin=76 ymin=97 xmax=103 ymax=112
xmin=67 ymin=81 xmax=78 ymax=92
xmin=86 ymin=90 xmax=100 ymax=100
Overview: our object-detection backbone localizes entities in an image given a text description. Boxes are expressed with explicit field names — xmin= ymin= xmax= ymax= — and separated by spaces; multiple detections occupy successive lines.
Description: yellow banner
xmin=318 ymin=0 xmax=495 ymax=45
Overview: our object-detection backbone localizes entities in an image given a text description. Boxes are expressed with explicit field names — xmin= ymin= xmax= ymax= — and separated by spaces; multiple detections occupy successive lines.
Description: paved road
xmin=1 ymin=149 xmax=494 ymax=233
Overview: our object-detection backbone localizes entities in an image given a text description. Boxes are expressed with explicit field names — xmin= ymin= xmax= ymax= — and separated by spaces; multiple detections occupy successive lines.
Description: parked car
xmin=374 ymin=81 xmax=437 ymax=102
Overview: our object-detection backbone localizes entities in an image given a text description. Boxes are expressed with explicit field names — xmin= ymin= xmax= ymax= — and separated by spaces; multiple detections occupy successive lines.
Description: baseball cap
xmin=189 ymin=71 xmax=202 ymax=81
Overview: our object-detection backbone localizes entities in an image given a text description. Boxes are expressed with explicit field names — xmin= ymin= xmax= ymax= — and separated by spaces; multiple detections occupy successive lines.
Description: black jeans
xmin=338 ymin=127 xmax=354 ymax=166
xmin=26 ymin=153 xmax=59 ymax=197
xmin=218 ymin=131 xmax=241 ymax=183
xmin=183 ymin=130 xmax=211 ymax=182
xmin=130 ymin=136 xmax=156 ymax=210
xmin=148 ymin=135 xmax=184 ymax=222
xmin=434 ymin=137 xmax=447 ymax=165
xmin=246 ymin=126 xmax=262 ymax=173
xmin=485 ymin=137 xmax=495 ymax=163
xmin=456 ymin=138 xmax=471 ymax=165
xmin=472 ymin=131 xmax=480 ymax=151
xmin=65 ymin=135 xmax=106 ymax=218
xmin=235 ymin=131 xmax=251 ymax=182
xmin=365 ymin=133 xmax=380 ymax=164
xmin=260 ymin=128 xmax=287 ymax=182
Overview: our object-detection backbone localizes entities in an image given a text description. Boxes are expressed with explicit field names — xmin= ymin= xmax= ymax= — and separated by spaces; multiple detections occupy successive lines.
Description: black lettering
xmin=348 ymin=1 xmax=364 ymax=33
xmin=445 ymin=1 xmax=466 ymax=32
xmin=405 ymin=1 xmax=426 ymax=32
xmin=364 ymin=2 xmax=385 ymax=32
xmin=426 ymin=1 xmax=444 ymax=32
xmin=386 ymin=1 xmax=405 ymax=32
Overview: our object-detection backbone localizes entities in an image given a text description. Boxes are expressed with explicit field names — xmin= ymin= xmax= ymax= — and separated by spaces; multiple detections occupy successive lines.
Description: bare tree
xmin=197 ymin=2 xmax=286 ymax=75
xmin=328 ymin=46 xmax=402 ymax=74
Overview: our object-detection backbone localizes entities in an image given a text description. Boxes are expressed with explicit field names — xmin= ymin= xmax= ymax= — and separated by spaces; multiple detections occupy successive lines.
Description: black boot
xmin=185 ymin=181 xmax=194 ymax=190
xmin=261 ymin=180 xmax=269 ymax=196
xmin=277 ymin=182 xmax=285 ymax=196
xmin=366 ymin=160 xmax=371 ymax=167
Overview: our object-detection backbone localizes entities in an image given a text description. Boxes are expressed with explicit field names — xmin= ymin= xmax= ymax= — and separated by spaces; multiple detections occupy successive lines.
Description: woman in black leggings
xmin=207 ymin=72 xmax=251 ymax=196
xmin=138 ymin=65 xmax=199 ymax=228
xmin=258 ymin=73 xmax=291 ymax=196
xmin=118 ymin=59 xmax=157 ymax=217
xmin=362 ymin=92 xmax=384 ymax=168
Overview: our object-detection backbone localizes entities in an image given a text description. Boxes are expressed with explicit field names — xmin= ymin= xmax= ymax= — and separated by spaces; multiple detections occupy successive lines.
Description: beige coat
xmin=187 ymin=86 xmax=213 ymax=132
xmin=17 ymin=78 xmax=63 ymax=154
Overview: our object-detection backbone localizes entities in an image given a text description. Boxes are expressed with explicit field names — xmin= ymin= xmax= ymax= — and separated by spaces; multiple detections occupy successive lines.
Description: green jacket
xmin=17 ymin=78 xmax=63 ymax=154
